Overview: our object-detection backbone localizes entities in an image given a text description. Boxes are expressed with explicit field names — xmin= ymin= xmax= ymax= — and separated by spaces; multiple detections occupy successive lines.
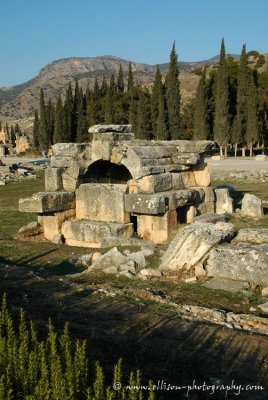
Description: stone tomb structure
xmin=19 ymin=125 xmax=214 ymax=247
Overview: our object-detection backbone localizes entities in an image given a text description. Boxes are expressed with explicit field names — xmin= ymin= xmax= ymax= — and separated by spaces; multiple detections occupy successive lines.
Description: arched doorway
xmin=82 ymin=160 xmax=133 ymax=184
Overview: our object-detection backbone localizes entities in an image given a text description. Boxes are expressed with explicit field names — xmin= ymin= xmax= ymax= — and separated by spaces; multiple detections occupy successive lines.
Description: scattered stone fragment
xmin=92 ymin=252 xmax=102 ymax=262
xmin=103 ymin=266 xmax=118 ymax=274
xmin=232 ymin=228 xmax=268 ymax=244
xmin=258 ymin=302 xmax=268 ymax=313
xmin=241 ymin=193 xmax=264 ymax=218
xmin=194 ymin=213 xmax=227 ymax=224
xmin=19 ymin=221 xmax=39 ymax=233
xmin=261 ymin=287 xmax=268 ymax=297
xmin=140 ymin=269 xmax=162 ymax=277
xmin=203 ymin=278 xmax=249 ymax=293
xmin=119 ymin=270 xmax=134 ymax=278
xmin=215 ymin=188 xmax=233 ymax=214
xmin=185 ymin=277 xmax=197 ymax=283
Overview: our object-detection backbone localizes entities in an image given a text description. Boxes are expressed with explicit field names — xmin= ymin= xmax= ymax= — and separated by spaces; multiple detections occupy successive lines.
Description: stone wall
xmin=19 ymin=124 xmax=214 ymax=247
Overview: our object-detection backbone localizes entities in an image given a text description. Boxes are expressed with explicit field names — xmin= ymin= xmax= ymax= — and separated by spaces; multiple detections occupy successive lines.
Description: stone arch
xmin=82 ymin=159 xmax=133 ymax=184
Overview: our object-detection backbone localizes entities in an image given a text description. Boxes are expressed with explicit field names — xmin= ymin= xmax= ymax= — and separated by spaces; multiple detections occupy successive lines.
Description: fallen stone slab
xmin=139 ymin=269 xmax=162 ymax=277
xmin=159 ymin=222 xmax=235 ymax=273
xmin=85 ymin=247 xmax=127 ymax=272
xmin=124 ymin=193 xmax=166 ymax=215
xmin=215 ymin=188 xmax=233 ymax=214
xmin=206 ymin=244 xmax=268 ymax=286
xmin=202 ymin=278 xmax=249 ymax=293
xmin=89 ymin=124 xmax=133 ymax=134
xmin=51 ymin=143 xmax=88 ymax=157
xmin=194 ymin=213 xmax=227 ymax=224
xmin=232 ymin=228 xmax=268 ymax=244
xmin=19 ymin=192 xmax=75 ymax=213
xmin=241 ymin=193 xmax=264 ymax=218
xmin=18 ymin=221 xmax=39 ymax=233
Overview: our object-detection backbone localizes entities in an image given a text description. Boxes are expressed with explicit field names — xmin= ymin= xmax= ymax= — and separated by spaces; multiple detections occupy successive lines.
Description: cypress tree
xmin=104 ymin=87 xmax=113 ymax=124
xmin=127 ymin=63 xmax=134 ymax=92
xmin=156 ymin=83 xmax=168 ymax=140
xmin=38 ymin=88 xmax=49 ymax=150
xmin=54 ymin=95 xmax=66 ymax=143
xmin=194 ymin=67 xmax=209 ymax=140
xmin=64 ymin=83 xmax=73 ymax=142
xmin=117 ymin=63 xmax=124 ymax=92
xmin=136 ymin=91 xmax=147 ymax=139
xmin=213 ymin=39 xmax=230 ymax=157
xmin=246 ymin=72 xmax=259 ymax=156
xmin=165 ymin=42 xmax=181 ymax=139
xmin=10 ymin=126 xmax=16 ymax=147
xmin=33 ymin=111 xmax=39 ymax=149
xmin=151 ymin=66 xmax=162 ymax=138
xmin=93 ymin=78 xmax=101 ymax=123
xmin=46 ymin=98 xmax=55 ymax=146
xmin=129 ymin=91 xmax=137 ymax=132
xmin=77 ymin=88 xmax=88 ymax=142
xmin=100 ymin=75 xmax=108 ymax=97
xmin=72 ymin=78 xmax=80 ymax=141
xmin=235 ymin=44 xmax=248 ymax=156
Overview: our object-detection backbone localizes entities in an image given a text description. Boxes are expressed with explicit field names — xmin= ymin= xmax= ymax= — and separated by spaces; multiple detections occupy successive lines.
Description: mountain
xmin=0 ymin=53 xmax=266 ymax=127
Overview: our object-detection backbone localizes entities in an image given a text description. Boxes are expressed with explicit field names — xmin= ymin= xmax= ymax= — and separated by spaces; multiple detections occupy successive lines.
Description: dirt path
xmin=0 ymin=264 xmax=267 ymax=399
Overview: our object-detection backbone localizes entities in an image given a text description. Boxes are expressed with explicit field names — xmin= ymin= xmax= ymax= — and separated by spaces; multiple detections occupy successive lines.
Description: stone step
xmin=19 ymin=192 xmax=75 ymax=213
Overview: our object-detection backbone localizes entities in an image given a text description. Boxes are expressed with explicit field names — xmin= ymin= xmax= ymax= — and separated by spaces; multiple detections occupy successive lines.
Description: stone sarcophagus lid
xmin=19 ymin=124 xmax=214 ymax=247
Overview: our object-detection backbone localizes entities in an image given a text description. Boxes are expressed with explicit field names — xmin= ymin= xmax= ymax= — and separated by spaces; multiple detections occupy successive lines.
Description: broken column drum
xmin=19 ymin=124 xmax=214 ymax=247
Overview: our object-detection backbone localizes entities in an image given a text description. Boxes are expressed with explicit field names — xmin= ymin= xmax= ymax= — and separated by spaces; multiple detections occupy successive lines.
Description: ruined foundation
xmin=19 ymin=125 xmax=214 ymax=247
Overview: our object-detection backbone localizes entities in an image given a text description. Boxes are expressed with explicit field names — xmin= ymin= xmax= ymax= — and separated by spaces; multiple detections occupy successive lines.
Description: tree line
xmin=194 ymin=40 xmax=268 ymax=156
xmin=0 ymin=122 xmax=21 ymax=147
xmin=33 ymin=41 xmax=268 ymax=156
xmin=0 ymin=294 xmax=156 ymax=400
xmin=33 ymin=43 xmax=181 ymax=150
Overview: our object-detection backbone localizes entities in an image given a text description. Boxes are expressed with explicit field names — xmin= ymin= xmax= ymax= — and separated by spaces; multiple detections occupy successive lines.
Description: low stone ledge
xmin=19 ymin=192 xmax=75 ymax=213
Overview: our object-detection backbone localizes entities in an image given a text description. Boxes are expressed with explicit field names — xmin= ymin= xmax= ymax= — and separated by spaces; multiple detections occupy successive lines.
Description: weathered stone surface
xmin=18 ymin=221 xmax=39 ymax=233
xmin=50 ymin=156 xmax=73 ymax=168
xmin=127 ymin=251 xmax=146 ymax=268
xmin=89 ymin=124 xmax=132 ymax=134
xmin=194 ymin=213 xmax=227 ymax=224
xmin=241 ymin=193 xmax=264 ymax=218
xmin=255 ymin=154 xmax=268 ymax=161
xmin=186 ymin=206 xmax=197 ymax=223
xmin=181 ymin=171 xmax=196 ymax=188
xmin=103 ymin=266 xmax=119 ymax=274
xmin=51 ymin=233 xmax=63 ymax=244
xmin=61 ymin=220 xmax=133 ymax=248
xmin=171 ymin=152 xmax=202 ymax=165
xmin=86 ymin=247 xmax=127 ymax=272
xmin=140 ymin=269 xmax=162 ymax=277
xmin=233 ymin=228 xmax=268 ymax=244
xmin=159 ymin=222 xmax=235 ymax=272
xmin=52 ymin=143 xmax=88 ymax=157
xmin=206 ymin=244 xmax=268 ymax=286
xmin=193 ymin=163 xmax=211 ymax=187
xmin=119 ymin=270 xmax=134 ymax=278
xmin=124 ymin=193 xmax=166 ymax=215
xmin=45 ymin=168 xmax=64 ymax=191
xmin=65 ymin=160 xmax=87 ymax=179
xmin=201 ymin=187 xmax=215 ymax=203
xmin=138 ymin=210 xmax=177 ymax=244
xmin=215 ymin=188 xmax=234 ymax=214
xmin=42 ymin=209 xmax=75 ymax=242
xmin=258 ymin=302 xmax=268 ymax=313
xmin=203 ymin=278 xmax=249 ymax=292
xmin=197 ymin=201 xmax=215 ymax=214
xmin=91 ymin=140 xmax=113 ymax=161
xmin=19 ymin=192 xmax=75 ymax=213
xmin=175 ymin=140 xmax=214 ymax=153
xmin=175 ymin=189 xmax=204 ymax=207
xmin=261 ymin=287 xmax=268 ymax=297
xmin=76 ymin=183 xmax=130 ymax=223
xmin=171 ymin=173 xmax=185 ymax=189
xmin=137 ymin=173 xmax=172 ymax=193
xmin=62 ymin=173 xmax=80 ymax=192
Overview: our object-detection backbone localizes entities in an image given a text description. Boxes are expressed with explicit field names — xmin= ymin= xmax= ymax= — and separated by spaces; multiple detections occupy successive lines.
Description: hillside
xmin=0 ymin=52 xmax=267 ymax=129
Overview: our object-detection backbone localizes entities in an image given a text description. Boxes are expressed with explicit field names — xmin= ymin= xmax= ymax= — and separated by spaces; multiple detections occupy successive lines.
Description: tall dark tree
xmin=77 ymin=88 xmax=88 ymax=142
xmin=86 ymin=91 xmax=95 ymax=138
xmin=213 ymin=39 xmax=230 ymax=157
xmin=33 ymin=111 xmax=39 ymax=149
xmin=246 ymin=72 xmax=259 ymax=156
xmin=38 ymin=88 xmax=49 ymax=150
xmin=151 ymin=66 xmax=162 ymax=137
xmin=165 ymin=42 xmax=181 ymax=139
xmin=15 ymin=123 xmax=21 ymax=134
xmin=235 ymin=44 xmax=248 ymax=156
xmin=127 ymin=63 xmax=134 ymax=92
xmin=10 ymin=125 xmax=16 ymax=147
xmin=64 ymin=83 xmax=74 ymax=142
xmin=100 ymin=75 xmax=108 ymax=97
xmin=193 ymin=67 xmax=209 ymax=140
xmin=104 ymin=87 xmax=113 ymax=124
xmin=72 ymin=78 xmax=80 ymax=141
xmin=53 ymin=95 xmax=65 ymax=143
xmin=46 ymin=98 xmax=55 ymax=146
xmin=117 ymin=64 xmax=124 ymax=92
xmin=136 ymin=91 xmax=147 ymax=139
xmin=156 ymin=83 xmax=168 ymax=140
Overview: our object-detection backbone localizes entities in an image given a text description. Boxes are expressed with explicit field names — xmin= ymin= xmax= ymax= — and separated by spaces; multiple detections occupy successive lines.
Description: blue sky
xmin=0 ymin=0 xmax=267 ymax=87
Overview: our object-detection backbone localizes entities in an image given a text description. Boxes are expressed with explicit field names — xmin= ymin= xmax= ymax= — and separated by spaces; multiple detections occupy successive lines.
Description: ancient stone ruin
xmin=19 ymin=125 xmax=214 ymax=247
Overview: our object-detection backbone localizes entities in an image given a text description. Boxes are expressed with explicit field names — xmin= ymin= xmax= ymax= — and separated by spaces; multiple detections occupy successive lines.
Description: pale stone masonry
xmin=19 ymin=124 xmax=214 ymax=247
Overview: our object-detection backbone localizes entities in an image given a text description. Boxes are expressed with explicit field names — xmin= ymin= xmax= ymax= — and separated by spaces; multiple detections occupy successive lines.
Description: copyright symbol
xmin=113 ymin=382 xmax=122 ymax=391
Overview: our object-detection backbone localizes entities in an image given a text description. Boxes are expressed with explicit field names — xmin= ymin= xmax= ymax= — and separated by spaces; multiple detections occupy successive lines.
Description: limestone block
xmin=45 ymin=167 xmax=64 ymax=191
xmin=193 ymin=163 xmax=211 ymax=187
xmin=43 ymin=209 xmax=75 ymax=241
xmin=241 ymin=194 xmax=264 ymax=218
xmin=232 ymin=228 xmax=268 ymax=244
xmin=171 ymin=173 xmax=185 ymax=189
xmin=137 ymin=210 xmax=177 ymax=244
xmin=175 ymin=140 xmax=214 ymax=153
xmin=206 ymin=244 xmax=268 ymax=286
xmin=65 ymin=159 xmax=86 ymax=179
xmin=89 ymin=124 xmax=133 ymax=134
xmin=255 ymin=155 xmax=268 ymax=161
xmin=61 ymin=220 xmax=133 ymax=248
xmin=76 ymin=183 xmax=130 ymax=223
xmin=181 ymin=171 xmax=196 ymax=188
xmin=186 ymin=206 xmax=197 ymax=223
xmin=125 ymin=193 xmax=166 ymax=215
xmin=171 ymin=152 xmax=202 ymax=165
xmin=52 ymin=143 xmax=87 ymax=157
xmin=194 ymin=213 xmax=226 ymax=224
xmin=91 ymin=140 xmax=113 ymax=161
xmin=62 ymin=172 xmax=80 ymax=192
xmin=137 ymin=173 xmax=172 ymax=193
xmin=201 ymin=187 xmax=215 ymax=203
xmin=175 ymin=189 xmax=204 ymax=207
xmin=19 ymin=192 xmax=75 ymax=213
xmin=164 ymin=164 xmax=191 ymax=172
xmin=215 ymin=189 xmax=234 ymax=214
xmin=127 ymin=179 xmax=139 ymax=194
xmin=51 ymin=156 xmax=73 ymax=168
xmin=198 ymin=202 xmax=215 ymax=214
